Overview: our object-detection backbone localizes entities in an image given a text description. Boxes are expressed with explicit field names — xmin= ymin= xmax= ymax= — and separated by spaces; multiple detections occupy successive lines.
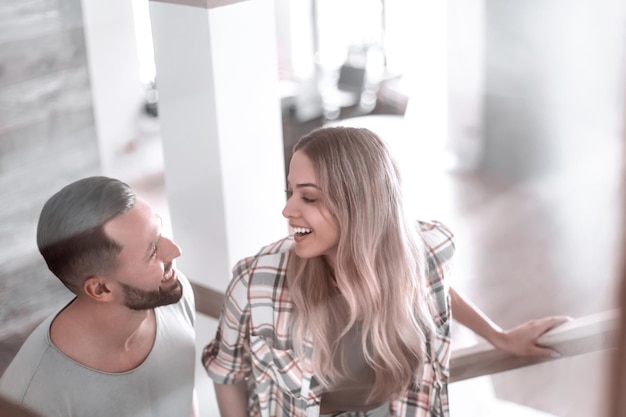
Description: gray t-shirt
xmin=0 ymin=271 xmax=196 ymax=417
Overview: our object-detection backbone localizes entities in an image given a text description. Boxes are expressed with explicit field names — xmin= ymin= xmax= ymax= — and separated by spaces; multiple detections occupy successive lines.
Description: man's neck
xmin=50 ymin=298 xmax=158 ymax=373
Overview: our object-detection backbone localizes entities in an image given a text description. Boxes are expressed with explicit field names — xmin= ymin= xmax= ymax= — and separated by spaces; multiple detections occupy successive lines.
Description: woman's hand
xmin=490 ymin=316 xmax=572 ymax=358
xmin=449 ymin=286 xmax=572 ymax=358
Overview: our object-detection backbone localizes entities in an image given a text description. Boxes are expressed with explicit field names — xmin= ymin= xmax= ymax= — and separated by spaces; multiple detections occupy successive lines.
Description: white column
xmin=81 ymin=0 xmax=146 ymax=175
xmin=149 ymin=0 xmax=288 ymax=292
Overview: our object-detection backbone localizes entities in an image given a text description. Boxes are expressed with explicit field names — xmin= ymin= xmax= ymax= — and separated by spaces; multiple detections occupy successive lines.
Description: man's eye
xmin=285 ymin=189 xmax=293 ymax=198
xmin=149 ymin=246 xmax=158 ymax=259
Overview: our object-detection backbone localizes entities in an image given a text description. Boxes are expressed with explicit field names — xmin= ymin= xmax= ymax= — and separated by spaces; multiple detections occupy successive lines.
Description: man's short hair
xmin=36 ymin=176 xmax=136 ymax=293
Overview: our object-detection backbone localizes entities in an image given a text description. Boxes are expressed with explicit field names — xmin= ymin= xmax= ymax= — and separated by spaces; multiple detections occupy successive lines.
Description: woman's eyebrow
xmin=295 ymin=182 xmax=320 ymax=189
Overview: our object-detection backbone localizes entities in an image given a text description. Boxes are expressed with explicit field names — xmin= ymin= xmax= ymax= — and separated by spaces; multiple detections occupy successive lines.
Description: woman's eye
xmin=285 ymin=189 xmax=317 ymax=203
xmin=149 ymin=246 xmax=158 ymax=259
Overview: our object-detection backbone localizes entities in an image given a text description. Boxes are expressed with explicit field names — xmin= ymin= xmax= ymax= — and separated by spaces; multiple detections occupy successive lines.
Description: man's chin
xmin=159 ymin=277 xmax=181 ymax=297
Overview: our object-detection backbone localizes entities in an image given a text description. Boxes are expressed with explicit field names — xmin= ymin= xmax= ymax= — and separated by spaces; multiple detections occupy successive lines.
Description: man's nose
xmin=161 ymin=236 xmax=182 ymax=260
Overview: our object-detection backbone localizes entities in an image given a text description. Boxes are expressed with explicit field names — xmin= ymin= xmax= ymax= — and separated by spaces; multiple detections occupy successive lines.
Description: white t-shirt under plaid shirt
xmin=203 ymin=220 xmax=455 ymax=417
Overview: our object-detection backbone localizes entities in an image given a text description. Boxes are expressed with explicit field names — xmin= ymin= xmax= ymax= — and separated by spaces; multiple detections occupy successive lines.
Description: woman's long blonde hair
xmin=287 ymin=126 xmax=437 ymax=403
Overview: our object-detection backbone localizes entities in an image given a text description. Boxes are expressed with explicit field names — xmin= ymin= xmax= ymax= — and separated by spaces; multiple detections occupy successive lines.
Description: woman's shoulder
xmin=417 ymin=220 xmax=455 ymax=246
xmin=416 ymin=220 xmax=456 ymax=265
xmin=233 ymin=235 xmax=294 ymax=270
xmin=255 ymin=235 xmax=296 ymax=257
xmin=229 ymin=235 xmax=295 ymax=292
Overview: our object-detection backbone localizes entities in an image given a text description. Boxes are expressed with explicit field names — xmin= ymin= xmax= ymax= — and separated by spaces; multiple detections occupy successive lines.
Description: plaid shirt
xmin=203 ymin=220 xmax=455 ymax=417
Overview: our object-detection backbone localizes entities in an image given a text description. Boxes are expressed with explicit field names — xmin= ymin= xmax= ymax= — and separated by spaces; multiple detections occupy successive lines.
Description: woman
xmin=203 ymin=127 xmax=567 ymax=417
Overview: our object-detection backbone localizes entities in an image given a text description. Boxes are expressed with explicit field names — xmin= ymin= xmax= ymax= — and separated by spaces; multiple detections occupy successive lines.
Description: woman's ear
xmin=83 ymin=277 xmax=113 ymax=301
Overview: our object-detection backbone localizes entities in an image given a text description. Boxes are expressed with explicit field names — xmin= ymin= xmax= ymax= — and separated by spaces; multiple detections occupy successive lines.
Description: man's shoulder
xmin=0 ymin=396 xmax=40 ymax=417
xmin=0 ymin=313 xmax=57 ymax=400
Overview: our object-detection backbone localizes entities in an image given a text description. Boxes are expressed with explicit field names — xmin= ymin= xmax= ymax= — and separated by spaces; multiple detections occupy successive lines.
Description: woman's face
xmin=282 ymin=150 xmax=339 ymax=267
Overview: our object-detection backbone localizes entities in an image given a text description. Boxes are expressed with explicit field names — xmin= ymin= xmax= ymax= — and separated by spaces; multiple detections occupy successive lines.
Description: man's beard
xmin=119 ymin=277 xmax=183 ymax=311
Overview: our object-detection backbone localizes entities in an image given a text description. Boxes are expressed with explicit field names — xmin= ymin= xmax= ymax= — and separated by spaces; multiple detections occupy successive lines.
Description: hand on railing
xmin=450 ymin=309 xmax=619 ymax=382
xmin=488 ymin=316 xmax=572 ymax=358
xmin=449 ymin=287 xmax=573 ymax=359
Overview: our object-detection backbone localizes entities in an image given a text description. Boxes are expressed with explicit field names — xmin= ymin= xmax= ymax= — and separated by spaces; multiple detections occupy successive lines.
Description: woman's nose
xmin=282 ymin=197 xmax=296 ymax=219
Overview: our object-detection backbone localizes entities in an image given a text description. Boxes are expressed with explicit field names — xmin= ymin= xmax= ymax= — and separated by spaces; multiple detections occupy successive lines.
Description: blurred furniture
xmin=319 ymin=62 xmax=369 ymax=120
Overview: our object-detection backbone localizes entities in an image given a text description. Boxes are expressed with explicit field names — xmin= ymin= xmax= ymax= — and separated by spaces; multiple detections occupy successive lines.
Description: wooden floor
xmin=0 ymin=110 xmax=622 ymax=416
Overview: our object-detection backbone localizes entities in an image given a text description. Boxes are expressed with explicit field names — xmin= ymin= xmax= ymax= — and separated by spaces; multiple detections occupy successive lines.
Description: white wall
xmin=481 ymin=0 xmax=626 ymax=179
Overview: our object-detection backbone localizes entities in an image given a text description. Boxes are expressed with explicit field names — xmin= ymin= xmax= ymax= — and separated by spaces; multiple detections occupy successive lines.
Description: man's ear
xmin=83 ymin=277 xmax=113 ymax=301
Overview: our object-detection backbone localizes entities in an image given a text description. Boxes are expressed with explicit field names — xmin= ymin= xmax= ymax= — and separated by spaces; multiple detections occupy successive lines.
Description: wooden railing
xmin=189 ymin=282 xmax=620 ymax=382
xmin=191 ymin=282 xmax=225 ymax=320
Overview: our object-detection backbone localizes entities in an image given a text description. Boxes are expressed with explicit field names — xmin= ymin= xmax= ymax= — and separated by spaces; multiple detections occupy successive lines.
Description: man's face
xmin=103 ymin=198 xmax=183 ymax=310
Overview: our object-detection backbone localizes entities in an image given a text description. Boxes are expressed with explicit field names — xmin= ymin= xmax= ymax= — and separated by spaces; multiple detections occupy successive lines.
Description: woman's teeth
xmin=293 ymin=227 xmax=312 ymax=236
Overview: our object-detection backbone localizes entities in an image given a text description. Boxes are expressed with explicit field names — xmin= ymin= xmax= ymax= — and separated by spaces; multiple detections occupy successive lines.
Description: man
xmin=0 ymin=176 xmax=197 ymax=417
